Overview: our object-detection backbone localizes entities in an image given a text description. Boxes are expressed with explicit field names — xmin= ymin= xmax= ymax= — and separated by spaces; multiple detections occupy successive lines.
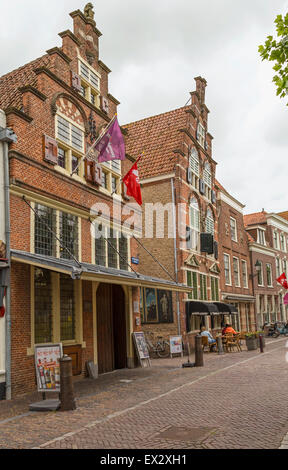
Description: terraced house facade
xmin=0 ymin=6 xmax=187 ymax=398
xmin=124 ymin=77 xmax=223 ymax=344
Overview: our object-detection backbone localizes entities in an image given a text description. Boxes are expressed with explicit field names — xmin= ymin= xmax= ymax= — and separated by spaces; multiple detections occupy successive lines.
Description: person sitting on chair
xmin=223 ymin=324 xmax=237 ymax=335
xmin=200 ymin=326 xmax=216 ymax=349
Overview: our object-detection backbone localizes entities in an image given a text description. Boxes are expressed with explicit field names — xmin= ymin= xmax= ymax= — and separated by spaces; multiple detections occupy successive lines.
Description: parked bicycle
xmin=144 ymin=332 xmax=170 ymax=358
xmin=272 ymin=323 xmax=288 ymax=337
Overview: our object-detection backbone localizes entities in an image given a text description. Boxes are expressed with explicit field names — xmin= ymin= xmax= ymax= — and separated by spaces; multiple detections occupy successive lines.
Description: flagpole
xmin=70 ymin=113 xmax=117 ymax=177
xmin=111 ymin=152 xmax=144 ymax=197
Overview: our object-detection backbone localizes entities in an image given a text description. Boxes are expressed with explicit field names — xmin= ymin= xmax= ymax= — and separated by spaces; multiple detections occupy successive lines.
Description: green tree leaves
xmin=259 ymin=13 xmax=288 ymax=103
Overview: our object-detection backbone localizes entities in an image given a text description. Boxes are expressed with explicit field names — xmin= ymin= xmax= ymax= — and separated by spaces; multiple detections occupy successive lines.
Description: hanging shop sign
xmin=169 ymin=336 xmax=183 ymax=357
xmin=34 ymin=343 xmax=63 ymax=393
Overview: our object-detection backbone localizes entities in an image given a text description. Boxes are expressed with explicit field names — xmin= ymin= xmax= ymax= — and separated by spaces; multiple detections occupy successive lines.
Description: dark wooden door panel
xmin=96 ymin=283 xmax=114 ymax=374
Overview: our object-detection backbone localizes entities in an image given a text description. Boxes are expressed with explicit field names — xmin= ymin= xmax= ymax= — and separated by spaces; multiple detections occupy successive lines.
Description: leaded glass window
xmin=34 ymin=268 xmax=52 ymax=344
xmin=108 ymin=231 xmax=118 ymax=268
xmin=60 ymin=274 xmax=75 ymax=341
xmin=59 ymin=212 xmax=79 ymax=260
xmin=119 ymin=234 xmax=128 ymax=270
xmin=34 ymin=204 xmax=56 ymax=257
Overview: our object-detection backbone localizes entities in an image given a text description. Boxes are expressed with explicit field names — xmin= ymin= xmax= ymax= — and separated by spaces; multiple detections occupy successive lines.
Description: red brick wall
xmin=10 ymin=262 xmax=35 ymax=397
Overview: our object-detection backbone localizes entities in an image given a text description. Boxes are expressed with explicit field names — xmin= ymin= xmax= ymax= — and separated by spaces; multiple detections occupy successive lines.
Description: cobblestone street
xmin=0 ymin=337 xmax=288 ymax=450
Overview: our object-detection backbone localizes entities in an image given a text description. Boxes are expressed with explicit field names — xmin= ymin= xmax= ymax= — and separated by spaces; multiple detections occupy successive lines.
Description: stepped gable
xmin=123 ymin=106 xmax=190 ymax=180
xmin=0 ymin=54 xmax=50 ymax=110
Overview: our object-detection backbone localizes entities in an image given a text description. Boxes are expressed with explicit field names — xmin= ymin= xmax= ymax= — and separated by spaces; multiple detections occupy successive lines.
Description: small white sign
xmin=170 ymin=336 xmax=183 ymax=355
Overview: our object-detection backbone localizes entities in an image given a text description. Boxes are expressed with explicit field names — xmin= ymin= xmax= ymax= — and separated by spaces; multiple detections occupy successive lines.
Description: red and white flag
xmin=122 ymin=159 xmax=142 ymax=206
xmin=276 ymin=272 xmax=288 ymax=289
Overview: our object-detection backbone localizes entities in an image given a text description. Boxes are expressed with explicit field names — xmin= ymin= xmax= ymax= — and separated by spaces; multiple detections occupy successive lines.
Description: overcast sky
xmin=1 ymin=0 xmax=288 ymax=215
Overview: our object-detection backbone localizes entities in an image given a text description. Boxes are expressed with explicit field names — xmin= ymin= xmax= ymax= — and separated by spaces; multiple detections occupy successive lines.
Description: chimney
xmin=194 ymin=76 xmax=207 ymax=105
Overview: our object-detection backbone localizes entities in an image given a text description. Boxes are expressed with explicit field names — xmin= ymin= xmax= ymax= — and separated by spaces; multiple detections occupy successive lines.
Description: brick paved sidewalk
xmin=0 ymin=337 xmax=287 ymax=449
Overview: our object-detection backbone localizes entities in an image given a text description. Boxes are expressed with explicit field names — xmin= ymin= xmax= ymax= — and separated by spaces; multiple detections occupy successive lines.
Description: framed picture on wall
xmin=157 ymin=290 xmax=173 ymax=323
xmin=145 ymin=288 xmax=158 ymax=322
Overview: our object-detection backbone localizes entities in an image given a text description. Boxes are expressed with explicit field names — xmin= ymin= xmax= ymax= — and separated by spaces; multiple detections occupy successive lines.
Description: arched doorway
xmin=96 ymin=283 xmax=127 ymax=374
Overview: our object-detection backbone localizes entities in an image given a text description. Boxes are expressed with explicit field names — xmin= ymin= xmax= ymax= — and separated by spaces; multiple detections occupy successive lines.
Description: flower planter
xmin=245 ymin=337 xmax=258 ymax=351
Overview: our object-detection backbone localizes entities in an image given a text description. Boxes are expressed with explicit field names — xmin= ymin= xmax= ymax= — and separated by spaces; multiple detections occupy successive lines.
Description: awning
xmin=213 ymin=302 xmax=239 ymax=315
xmin=186 ymin=301 xmax=219 ymax=316
xmin=11 ymin=249 xmax=192 ymax=294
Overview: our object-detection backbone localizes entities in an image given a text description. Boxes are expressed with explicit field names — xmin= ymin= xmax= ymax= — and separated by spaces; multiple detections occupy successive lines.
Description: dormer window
xmin=257 ymin=229 xmax=266 ymax=246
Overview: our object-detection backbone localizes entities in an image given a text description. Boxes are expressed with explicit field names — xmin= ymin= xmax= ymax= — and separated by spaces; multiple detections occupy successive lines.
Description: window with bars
xmin=59 ymin=212 xmax=79 ymax=260
xmin=34 ymin=268 xmax=53 ymax=344
xmin=119 ymin=234 xmax=128 ymax=270
xmin=56 ymin=115 xmax=84 ymax=152
xmin=187 ymin=271 xmax=198 ymax=300
xmin=94 ymin=228 xmax=129 ymax=271
xmin=108 ymin=232 xmax=118 ymax=269
xmin=79 ymin=60 xmax=100 ymax=91
xmin=34 ymin=204 xmax=56 ymax=257
xmin=60 ymin=274 xmax=75 ymax=341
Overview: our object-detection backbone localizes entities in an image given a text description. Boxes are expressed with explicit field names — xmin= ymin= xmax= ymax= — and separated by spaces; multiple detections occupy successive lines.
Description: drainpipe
xmin=171 ymin=178 xmax=181 ymax=335
xmin=0 ymin=126 xmax=17 ymax=400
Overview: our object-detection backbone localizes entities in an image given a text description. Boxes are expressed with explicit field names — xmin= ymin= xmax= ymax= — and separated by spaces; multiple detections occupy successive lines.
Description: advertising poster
xmin=35 ymin=344 xmax=63 ymax=393
xmin=170 ymin=336 xmax=183 ymax=355
xmin=133 ymin=332 xmax=150 ymax=360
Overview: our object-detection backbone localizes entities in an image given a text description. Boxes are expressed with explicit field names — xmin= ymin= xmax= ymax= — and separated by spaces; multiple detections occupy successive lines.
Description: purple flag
xmin=96 ymin=117 xmax=125 ymax=163
xmin=284 ymin=293 xmax=288 ymax=306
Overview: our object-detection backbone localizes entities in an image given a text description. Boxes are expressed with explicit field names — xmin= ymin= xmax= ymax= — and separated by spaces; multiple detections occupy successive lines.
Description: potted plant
xmin=245 ymin=332 xmax=258 ymax=351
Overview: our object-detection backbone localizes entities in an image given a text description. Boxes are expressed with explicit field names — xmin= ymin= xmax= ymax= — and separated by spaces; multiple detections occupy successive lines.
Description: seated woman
xmin=200 ymin=326 xmax=217 ymax=349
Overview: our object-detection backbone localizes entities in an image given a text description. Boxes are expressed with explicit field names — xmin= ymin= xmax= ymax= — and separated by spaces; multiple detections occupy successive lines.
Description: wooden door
xmin=112 ymin=285 xmax=127 ymax=370
xmin=96 ymin=283 xmax=114 ymax=374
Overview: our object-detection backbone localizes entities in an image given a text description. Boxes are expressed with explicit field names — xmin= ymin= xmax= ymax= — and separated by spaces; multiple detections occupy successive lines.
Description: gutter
xmin=171 ymin=178 xmax=181 ymax=335
xmin=0 ymin=125 xmax=17 ymax=400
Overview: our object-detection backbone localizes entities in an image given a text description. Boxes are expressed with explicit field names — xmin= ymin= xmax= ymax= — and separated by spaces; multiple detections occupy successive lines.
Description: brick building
xmin=215 ymin=180 xmax=255 ymax=332
xmin=0 ymin=5 xmax=187 ymax=398
xmin=124 ymin=77 xmax=223 ymax=344
xmin=244 ymin=211 xmax=288 ymax=329
xmin=0 ymin=109 xmax=7 ymax=399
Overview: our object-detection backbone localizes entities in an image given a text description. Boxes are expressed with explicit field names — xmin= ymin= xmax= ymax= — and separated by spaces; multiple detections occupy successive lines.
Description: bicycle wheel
xmin=156 ymin=341 xmax=170 ymax=358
